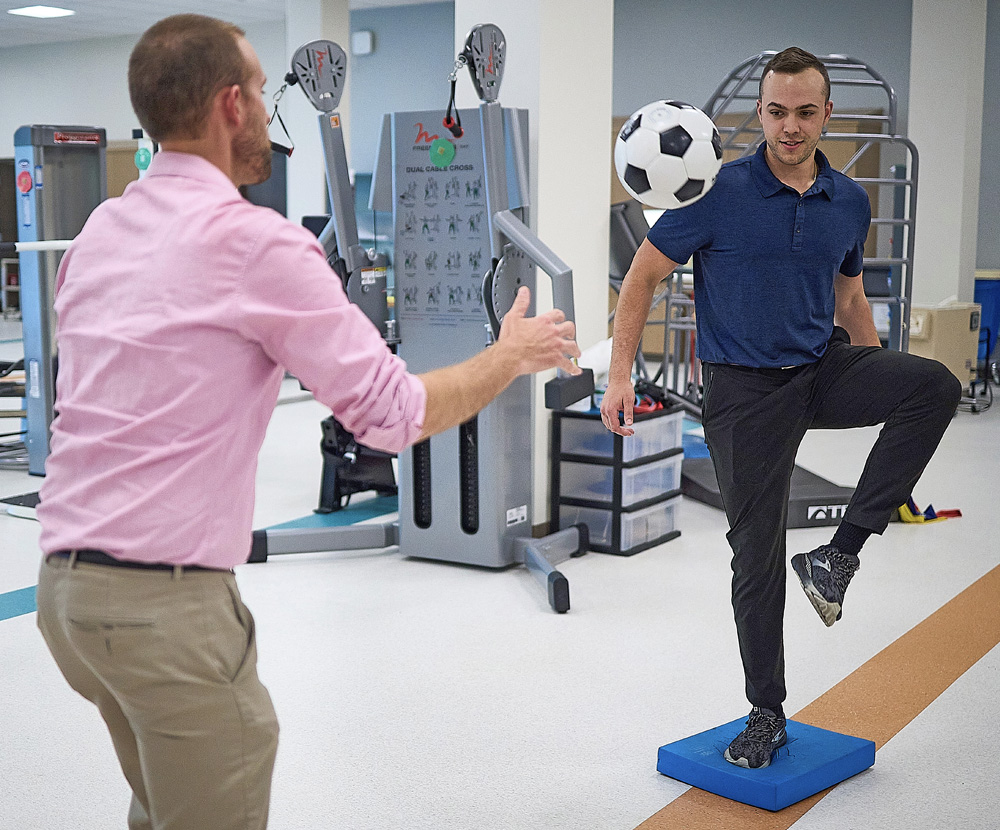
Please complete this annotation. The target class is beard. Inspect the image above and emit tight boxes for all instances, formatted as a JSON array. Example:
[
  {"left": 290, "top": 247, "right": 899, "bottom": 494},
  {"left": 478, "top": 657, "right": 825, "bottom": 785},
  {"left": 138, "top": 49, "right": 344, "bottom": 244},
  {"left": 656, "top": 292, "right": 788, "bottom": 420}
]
[{"left": 234, "top": 120, "right": 272, "bottom": 187}]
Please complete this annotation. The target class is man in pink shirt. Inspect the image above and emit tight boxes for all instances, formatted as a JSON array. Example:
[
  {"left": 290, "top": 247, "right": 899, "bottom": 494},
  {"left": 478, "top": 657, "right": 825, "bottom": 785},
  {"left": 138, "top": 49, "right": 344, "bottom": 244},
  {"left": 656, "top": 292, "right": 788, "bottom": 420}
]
[{"left": 35, "top": 15, "right": 581, "bottom": 830}]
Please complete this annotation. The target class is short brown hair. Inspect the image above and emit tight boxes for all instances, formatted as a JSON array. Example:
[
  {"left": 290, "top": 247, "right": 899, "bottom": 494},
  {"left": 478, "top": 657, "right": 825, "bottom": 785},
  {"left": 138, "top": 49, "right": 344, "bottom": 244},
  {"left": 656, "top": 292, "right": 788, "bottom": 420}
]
[
  {"left": 759, "top": 47, "right": 831, "bottom": 103},
  {"left": 129, "top": 14, "right": 249, "bottom": 141}
]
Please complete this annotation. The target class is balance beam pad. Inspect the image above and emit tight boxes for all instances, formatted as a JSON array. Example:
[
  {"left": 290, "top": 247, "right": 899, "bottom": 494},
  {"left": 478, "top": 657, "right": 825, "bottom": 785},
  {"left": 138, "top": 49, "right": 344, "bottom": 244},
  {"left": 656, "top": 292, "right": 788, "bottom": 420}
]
[{"left": 656, "top": 718, "right": 875, "bottom": 811}]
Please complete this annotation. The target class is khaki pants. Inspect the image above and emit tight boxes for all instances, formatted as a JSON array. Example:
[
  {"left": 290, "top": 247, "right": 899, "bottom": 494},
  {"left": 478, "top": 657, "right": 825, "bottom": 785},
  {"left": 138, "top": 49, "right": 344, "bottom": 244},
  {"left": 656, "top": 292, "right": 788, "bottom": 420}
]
[{"left": 37, "top": 555, "right": 279, "bottom": 830}]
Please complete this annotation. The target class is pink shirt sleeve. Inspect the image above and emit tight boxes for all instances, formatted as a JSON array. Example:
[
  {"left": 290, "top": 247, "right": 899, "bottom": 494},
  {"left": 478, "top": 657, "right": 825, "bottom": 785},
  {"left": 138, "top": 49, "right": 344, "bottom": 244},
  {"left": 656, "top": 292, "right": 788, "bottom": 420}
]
[{"left": 234, "top": 219, "right": 426, "bottom": 453}]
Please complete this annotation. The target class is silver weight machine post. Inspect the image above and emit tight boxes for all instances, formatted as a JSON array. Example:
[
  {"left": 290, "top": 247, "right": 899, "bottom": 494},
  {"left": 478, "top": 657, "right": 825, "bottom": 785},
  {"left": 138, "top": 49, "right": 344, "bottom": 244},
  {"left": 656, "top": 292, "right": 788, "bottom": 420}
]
[
  {"left": 466, "top": 26, "right": 593, "bottom": 406},
  {"left": 464, "top": 24, "right": 595, "bottom": 609},
  {"left": 288, "top": 41, "right": 392, "bottom": 337},
  {"left": 251, "top": 40, "right": 400, "bottom": 562}
]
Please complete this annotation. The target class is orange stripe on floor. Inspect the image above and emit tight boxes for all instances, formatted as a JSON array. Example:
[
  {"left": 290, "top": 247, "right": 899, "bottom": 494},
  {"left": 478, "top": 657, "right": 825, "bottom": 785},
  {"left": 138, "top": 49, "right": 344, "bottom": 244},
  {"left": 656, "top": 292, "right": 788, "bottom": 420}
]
[{"left": 635, "top": 562, "right": 1000, "bottom": 830}]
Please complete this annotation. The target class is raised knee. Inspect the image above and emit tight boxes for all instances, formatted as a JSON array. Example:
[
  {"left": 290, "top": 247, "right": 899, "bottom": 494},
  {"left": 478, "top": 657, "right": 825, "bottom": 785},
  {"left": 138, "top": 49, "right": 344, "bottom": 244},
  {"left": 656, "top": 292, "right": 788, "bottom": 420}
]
[
  {"left": 924, "top": 360, "right": 963, "bottom": 413},
  {"left": 938, "top": 364, "right": 963, "bottom": 409}
]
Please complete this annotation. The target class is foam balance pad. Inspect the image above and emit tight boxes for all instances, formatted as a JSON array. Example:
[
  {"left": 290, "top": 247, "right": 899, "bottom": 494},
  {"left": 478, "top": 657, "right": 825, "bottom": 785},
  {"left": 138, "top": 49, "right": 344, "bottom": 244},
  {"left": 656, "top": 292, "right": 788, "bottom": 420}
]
[{"left": 656, "top": 718, "right": 875, "bottom": 811}]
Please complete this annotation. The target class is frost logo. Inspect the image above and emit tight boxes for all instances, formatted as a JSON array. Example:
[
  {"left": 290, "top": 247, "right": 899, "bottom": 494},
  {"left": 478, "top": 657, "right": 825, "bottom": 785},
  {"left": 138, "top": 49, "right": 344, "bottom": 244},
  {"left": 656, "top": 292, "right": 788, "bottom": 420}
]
[
  {"left": 807, "top": 504, "right": 849, "bottom": 521},
  {"left": 413, "top": 123, "right": 439, "bottom": 146}
]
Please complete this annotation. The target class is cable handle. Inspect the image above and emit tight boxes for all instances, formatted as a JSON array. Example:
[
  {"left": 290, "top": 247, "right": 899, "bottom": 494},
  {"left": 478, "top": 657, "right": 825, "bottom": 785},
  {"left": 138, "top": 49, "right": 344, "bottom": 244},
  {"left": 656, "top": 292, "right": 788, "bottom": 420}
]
[
  {"left": 443, "top": 54, "right": 468, "bottom": 138},
  {"left": 268, "top": 76, "right": 297, "bottom": 157}
]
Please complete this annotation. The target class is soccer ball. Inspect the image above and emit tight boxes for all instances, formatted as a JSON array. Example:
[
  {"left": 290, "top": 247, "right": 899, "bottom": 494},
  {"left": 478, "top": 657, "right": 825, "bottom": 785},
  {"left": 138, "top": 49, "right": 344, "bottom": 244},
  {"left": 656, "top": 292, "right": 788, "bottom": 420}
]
[{"left": 614, "top": 100, "right": 723, "bottom": 209}]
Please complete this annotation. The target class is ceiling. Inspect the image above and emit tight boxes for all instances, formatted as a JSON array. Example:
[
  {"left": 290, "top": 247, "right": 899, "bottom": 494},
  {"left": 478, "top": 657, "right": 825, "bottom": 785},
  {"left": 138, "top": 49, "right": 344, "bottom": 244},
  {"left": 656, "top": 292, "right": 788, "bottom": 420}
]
[{"left": 0, "top": 1, "right": 433, "bottom": 49}]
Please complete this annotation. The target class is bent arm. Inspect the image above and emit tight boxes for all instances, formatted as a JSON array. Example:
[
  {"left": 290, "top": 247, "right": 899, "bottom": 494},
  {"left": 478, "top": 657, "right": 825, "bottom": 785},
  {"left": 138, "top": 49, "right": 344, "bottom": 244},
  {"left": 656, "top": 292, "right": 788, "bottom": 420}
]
[
  {"left": 834, "top": 272, "right": 881, "bottom": 347},
  {"left": 601, "top": 239, "right": 680, "bottom": 435},
  {"left": 239, "top": 224, "right": 578, "bottom": 450}
]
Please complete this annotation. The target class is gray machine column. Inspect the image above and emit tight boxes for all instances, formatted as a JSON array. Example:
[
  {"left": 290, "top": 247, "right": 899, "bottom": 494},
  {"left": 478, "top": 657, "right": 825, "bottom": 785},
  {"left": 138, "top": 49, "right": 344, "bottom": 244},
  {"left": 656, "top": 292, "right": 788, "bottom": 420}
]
[{"left": 378, "top": 103, "right": 534, "bottom": 572}]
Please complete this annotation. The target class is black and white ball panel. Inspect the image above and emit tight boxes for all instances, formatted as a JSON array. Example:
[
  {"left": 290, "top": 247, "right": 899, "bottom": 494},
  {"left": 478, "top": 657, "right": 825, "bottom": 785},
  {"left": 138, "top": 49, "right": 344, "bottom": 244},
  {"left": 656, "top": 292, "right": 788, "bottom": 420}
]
[{"left": 614, "top": 100, "right": 723, "bottom": 210}]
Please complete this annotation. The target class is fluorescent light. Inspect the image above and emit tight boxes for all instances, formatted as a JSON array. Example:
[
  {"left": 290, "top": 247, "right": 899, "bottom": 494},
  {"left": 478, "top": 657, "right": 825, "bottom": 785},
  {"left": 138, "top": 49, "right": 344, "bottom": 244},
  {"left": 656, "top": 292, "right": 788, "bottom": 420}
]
[{"left": 7, "top": 6, "right": 76, "bottom": 18}]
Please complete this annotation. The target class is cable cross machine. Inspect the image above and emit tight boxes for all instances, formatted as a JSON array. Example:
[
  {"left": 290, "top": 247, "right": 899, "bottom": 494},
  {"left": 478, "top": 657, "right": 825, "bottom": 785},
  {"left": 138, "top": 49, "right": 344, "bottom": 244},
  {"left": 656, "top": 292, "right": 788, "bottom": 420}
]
[{"left": 252, "top": 27, "right": 594, "bottom": 613}]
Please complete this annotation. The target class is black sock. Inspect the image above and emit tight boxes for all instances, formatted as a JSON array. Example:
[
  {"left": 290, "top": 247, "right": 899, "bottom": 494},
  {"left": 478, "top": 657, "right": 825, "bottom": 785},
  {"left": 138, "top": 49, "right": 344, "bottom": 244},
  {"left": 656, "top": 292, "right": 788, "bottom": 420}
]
[{"left": 830, "top": 521, "right": 871, "bottom": 558}]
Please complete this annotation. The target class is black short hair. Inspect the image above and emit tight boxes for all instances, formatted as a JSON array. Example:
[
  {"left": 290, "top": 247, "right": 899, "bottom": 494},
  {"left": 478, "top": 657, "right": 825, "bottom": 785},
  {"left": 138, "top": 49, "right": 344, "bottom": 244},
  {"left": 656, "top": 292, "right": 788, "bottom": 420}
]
[{"left": 759, "top": 47, "right": 831, "bottom": 102}]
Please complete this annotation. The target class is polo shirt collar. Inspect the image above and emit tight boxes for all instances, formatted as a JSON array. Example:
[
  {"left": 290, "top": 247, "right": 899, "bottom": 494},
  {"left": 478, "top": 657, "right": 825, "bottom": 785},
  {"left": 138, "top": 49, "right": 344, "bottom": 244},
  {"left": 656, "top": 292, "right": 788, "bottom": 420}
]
[{"left": 750, "top": 142, "right": 836, "bottom": 199}]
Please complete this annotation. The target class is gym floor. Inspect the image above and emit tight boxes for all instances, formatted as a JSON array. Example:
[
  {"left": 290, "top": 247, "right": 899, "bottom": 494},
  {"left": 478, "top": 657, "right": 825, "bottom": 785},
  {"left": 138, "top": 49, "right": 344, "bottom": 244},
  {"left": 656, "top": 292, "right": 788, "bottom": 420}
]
[{"left": 2, "top": 322, "right": 998, "bottom": 830}]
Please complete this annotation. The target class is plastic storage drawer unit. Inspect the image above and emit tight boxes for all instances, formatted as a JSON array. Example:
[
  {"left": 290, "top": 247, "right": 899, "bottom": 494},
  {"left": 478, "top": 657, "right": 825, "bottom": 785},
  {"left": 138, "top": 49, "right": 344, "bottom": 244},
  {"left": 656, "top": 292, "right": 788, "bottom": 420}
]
[{"left": 551, "top": 406, "right": 685, "bottom": 555}]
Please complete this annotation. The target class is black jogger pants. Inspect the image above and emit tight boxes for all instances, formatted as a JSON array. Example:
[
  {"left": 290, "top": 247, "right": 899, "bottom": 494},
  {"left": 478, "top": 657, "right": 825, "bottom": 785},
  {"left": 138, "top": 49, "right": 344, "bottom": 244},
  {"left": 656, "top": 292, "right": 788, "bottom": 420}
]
[{"left": 701, "top": 327, "right": 962, "bottom": 710}]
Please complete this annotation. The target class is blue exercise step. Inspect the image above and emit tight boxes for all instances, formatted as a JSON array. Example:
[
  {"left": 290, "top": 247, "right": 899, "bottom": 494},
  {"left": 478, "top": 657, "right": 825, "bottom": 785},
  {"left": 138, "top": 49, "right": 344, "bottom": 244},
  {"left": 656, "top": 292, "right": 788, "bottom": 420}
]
[{"left": 656, "top": 718, "right": 875, "bottom": 811}]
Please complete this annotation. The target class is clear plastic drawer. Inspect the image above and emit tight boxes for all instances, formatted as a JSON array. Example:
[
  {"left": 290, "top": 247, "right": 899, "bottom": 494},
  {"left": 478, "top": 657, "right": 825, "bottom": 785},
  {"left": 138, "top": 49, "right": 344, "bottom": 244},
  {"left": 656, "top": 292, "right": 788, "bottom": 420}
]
[
  {"left": 559, "top": 452, "right": 682, "bottom": 506},
  {"left": 558, "top": 409, "right": 683, "bottom": 463},
  {"left": 559, "top": 495, "right": 681, "bottom": 553}
]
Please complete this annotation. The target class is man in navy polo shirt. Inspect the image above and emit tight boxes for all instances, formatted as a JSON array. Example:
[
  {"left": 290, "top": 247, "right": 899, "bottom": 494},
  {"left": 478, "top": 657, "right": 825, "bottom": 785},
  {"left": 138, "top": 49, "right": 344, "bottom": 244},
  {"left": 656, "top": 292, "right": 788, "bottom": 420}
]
[{"left": 602, "top": 47, "right": 961, "bottom": 769}]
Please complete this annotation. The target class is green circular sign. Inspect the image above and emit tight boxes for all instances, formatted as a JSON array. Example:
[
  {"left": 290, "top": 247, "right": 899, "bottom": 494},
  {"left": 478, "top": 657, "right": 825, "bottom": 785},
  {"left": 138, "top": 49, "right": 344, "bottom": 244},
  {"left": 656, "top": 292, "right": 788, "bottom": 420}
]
[
  {"left": 429, "top": 138, "right": 456, "bottom": 168},
  {"left": 134, "top": 147, "right": 152, "bottom": 171}
]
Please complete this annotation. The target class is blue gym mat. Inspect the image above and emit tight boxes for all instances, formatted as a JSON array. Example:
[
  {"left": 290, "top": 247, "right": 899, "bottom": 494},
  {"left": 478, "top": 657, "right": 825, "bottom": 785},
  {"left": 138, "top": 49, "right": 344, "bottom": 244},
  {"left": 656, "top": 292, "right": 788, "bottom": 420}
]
[
  {"left": 0, "top": 586, "right": 37, "bottom": 622},
  {"left": 266, "top": 495, "right": 398, "bottom": 530},
  {"left": 656, "top": 718, "right": 876, "bottom": 811}
]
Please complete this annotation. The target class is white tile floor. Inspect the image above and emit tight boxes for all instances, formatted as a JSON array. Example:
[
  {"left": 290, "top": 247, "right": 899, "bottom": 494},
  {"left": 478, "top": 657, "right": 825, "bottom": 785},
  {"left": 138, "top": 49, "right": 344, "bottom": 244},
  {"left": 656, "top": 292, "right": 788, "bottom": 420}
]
[{"left": 1, "top": 340, "right": 998, "bottom": 829}]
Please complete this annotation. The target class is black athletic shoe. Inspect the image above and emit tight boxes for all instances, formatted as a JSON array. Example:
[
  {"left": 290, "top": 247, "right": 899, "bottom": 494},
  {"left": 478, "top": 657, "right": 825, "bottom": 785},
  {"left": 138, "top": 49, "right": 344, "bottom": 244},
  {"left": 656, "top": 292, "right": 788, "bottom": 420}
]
[
  {"left": 791, "top": 544, "right": 860, "bottom": 627},
  {"left": 723, "top": 707, "right": 787, "bottom": 769}
]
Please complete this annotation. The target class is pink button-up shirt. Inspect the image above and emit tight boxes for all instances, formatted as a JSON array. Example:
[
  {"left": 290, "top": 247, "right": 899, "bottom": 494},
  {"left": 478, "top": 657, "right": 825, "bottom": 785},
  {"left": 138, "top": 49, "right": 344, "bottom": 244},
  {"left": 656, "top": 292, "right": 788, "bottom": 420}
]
[{"left": 38, "top": 151, "right": 425, "bottom": 568}]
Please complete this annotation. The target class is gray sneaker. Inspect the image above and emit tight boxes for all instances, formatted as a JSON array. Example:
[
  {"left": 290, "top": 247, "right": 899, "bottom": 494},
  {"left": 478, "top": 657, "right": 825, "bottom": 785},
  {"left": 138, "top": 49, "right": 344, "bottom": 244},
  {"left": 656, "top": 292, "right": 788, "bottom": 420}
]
[
  {"left": 724, "top": 707, "right": 787, "bottom": 769},
  {"left": 791, "top": 545, "right": 860, "bottom": 627}
]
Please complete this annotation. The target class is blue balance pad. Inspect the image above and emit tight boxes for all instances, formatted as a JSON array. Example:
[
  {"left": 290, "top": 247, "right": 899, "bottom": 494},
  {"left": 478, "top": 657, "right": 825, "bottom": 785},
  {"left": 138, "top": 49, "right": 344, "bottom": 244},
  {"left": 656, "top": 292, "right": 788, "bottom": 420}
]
[{"left": 656, "top": 718, "right": 875, "bottom": 811}]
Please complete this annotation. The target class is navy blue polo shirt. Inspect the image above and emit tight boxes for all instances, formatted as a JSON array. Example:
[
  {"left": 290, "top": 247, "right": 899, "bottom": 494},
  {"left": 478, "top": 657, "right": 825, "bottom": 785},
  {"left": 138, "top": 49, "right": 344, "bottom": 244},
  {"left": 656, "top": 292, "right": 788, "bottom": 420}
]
[{"left": 646, "top": 143, "right": 871, "bottom": 367}]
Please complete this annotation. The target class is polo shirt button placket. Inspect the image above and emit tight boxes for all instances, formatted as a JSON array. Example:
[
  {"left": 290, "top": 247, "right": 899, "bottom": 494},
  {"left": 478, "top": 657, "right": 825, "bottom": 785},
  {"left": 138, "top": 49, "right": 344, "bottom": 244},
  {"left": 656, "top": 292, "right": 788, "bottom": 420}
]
[{"left": 792, "top": 197, "right": 806, "bottom": 252}]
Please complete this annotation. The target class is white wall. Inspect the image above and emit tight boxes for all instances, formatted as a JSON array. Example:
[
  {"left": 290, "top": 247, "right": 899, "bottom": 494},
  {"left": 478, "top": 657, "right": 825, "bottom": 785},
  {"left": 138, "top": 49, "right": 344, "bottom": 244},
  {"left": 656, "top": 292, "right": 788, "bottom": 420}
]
[
  {"left": 908, "top": 0, "right": 986, "bottom": 303},
  {"left": 978, "top": 0, "right": 1000, "bottom": 271},
  {"left": 348, "top": 2, "right": 455, "bottom": 173},
  {"left": 613, "top": 0, "right": 914, "bottom": 129},
  {"left": 0, "top": 22, "right": 287, "bottom": 158}
]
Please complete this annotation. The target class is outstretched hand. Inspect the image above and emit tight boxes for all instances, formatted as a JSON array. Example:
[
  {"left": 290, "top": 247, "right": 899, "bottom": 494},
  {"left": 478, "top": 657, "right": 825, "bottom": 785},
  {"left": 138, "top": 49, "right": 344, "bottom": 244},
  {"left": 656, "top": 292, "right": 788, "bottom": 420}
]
[{"left": 498, "top": 286, "right": 582, "bottom": 376}]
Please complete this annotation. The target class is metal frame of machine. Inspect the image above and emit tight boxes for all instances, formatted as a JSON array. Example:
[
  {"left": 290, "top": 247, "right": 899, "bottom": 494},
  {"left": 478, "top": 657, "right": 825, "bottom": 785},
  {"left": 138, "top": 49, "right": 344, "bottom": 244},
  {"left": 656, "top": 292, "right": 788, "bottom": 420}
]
[{"left": 252, "top": 26, "right": 594, "bottom": 613}]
